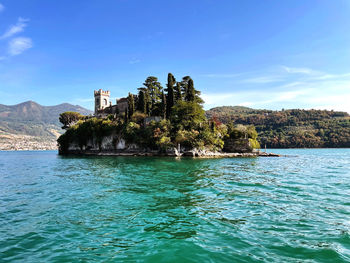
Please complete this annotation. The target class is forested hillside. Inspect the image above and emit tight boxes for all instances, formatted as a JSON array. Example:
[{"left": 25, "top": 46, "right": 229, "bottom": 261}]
[{"left": 206, "top": 106, "right": 350, "bottom": 148}]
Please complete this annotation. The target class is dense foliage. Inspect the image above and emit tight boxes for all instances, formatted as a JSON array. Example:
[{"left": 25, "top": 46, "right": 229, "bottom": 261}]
[
  {"left": 206, "top": 106, "right": 350, "bottom": 148},
  {"left": 58, "top": 74, "right": 258, "bottom": 153},
  {"left": 59, "top": 111, "right": 84, "bottom": 129}
]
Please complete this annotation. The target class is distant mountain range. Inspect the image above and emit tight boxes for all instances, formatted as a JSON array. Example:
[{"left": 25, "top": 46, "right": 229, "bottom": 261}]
[
  {"left": 1, "top": 101, "right": 349, "bottom": 150},
  {"left": 0, "top": 101, "right": 92, "bottom": 150}
]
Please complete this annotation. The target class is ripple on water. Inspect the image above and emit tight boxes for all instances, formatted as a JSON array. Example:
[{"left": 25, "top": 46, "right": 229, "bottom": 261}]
[{"left": 1, "top": 149, "right": 350, "bottom": 262}]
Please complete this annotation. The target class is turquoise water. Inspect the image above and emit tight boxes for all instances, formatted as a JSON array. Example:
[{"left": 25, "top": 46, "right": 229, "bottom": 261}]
[{"left": 1, "top": 149, "right": 350, "bottom": 262}]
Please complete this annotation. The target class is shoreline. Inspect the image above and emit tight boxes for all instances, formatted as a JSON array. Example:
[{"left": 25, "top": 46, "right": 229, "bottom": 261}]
[{"left": 58, "top": 150, "right": 282, "bottom": 158}]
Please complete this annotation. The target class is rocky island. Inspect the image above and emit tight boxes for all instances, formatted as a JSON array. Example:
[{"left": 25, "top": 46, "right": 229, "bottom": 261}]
[{"left": 57, "top": 73, "right": 279, "bottom": 157}]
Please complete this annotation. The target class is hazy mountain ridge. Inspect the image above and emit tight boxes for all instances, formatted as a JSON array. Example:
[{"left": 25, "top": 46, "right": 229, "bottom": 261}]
[
  {"left": 0, "top": 101, "right": 92, "bottom": 125},
  {"left": 0, "top": 101, "right": 92, "bottom": 150}
]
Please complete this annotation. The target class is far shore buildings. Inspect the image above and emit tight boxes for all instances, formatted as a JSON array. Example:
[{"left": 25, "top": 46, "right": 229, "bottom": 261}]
[{"left": 94, "top": 89, "right": 129, "bottom": 117}]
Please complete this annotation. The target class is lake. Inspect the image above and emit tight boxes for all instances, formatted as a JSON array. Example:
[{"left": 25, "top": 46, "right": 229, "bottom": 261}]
[{"left": 1, "top": 149, "right": 350, "bottom": 262}]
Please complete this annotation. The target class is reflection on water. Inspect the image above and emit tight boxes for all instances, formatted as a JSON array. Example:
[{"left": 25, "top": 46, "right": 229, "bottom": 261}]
[{"left": 1, "top": 149, "right": 350, "bottom": 262}]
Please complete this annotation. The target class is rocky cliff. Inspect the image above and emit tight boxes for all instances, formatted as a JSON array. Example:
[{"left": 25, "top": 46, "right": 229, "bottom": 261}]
[{"left": 59, "top": 133, "right": 259, "bottom": 157}]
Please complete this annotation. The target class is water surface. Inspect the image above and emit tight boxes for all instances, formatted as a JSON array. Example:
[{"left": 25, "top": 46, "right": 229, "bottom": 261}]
[{"left": 1, "top": 149, "right": 350, "bottom": 262}]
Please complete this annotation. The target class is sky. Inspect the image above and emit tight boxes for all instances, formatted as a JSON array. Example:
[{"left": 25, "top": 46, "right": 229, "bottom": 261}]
[{"left": 0, "top": 0, "right": 350, "bottom": 112}]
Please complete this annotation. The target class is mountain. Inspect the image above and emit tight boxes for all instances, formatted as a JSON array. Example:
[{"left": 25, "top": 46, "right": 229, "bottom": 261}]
[
  {"left": 0, "top": 101, "right": 92, "bottom": 150},
  {"left": 206, "top": 106, "right": 350, "bottom": 148},
  {"left": 0, "top": 101, "right": 92, "bottom": 124},
  {"left": 2, "top": 101, "right": 349, "bottom": 150}
]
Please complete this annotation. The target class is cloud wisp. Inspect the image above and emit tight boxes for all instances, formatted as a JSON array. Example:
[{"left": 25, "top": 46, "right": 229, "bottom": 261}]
[
  {"left": 200, "top": 73, "right": 242, "bottom": 78},
  {"left": 281, "top": 66, "right": 320, "bottom": 75},
  {"left": 0, "top": 3, "right": 4, "bottom": 12},
  {"left": 0, "top": 16, "right": 33, "bottom": 59},
  {"left": 0, "top": 17, "right": 29, "bottom": 39},
  {"left": 202, "top": 66, "right": 350, "bottom": 113},
  {"left": 202, "top": 66, "right": 344, "bottom": 84},
  {"left": 129, "top": 58, "right": 141, "bottom": 64},
  {"left": 8, "top": 37, "right": 33, "bottom": 56}
]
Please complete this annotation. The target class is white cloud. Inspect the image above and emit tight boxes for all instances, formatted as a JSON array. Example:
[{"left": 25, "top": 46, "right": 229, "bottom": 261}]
[
  {"left": 202, "top": 71, "right": 350, "bottom": 113},
  {"left": 8, "top": 37, "right": 33, "bottom": 55},
  {"left": 0, "top": 17, "right": 29, "bottom": 39},
  {"left": 129, "top": 58, "right": 141, "bottom": 64},
  {"left": 242, "top": 76, "right": 284, "bottom": 84},
  {"left": 282, "top": 66, "right": 320, "bottom": 75},
  {"left": 202, "top": 93, "right": 235, "bottom": 106},
  {"left": 201, "top": 73, "right": 242, "bottom": 78},
  {"left": 0, "top": 3, "right": 4, "bottom": 12}
]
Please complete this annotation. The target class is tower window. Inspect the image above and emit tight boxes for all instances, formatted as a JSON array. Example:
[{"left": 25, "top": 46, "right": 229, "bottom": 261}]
[{"left": 104, "top": 99, "right": 108, "bottom": 105}]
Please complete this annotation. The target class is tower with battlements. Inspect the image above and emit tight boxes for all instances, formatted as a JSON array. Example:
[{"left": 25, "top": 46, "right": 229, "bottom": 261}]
[{"left": 94, "top": 89, "right": 110, "bottom": 115}]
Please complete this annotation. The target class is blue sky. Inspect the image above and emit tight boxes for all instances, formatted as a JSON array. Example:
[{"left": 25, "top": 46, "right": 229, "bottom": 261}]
[{"left": 0, "top": 0, "right": 350, "bottom": 112}]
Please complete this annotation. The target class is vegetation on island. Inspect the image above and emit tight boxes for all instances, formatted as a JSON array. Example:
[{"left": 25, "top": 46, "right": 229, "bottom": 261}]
[
  {"left": 57, "top": 74, "right": 260, "bottom": 153},
  {"left": 59, "top": 111, "right": 84, "bottom": 129},
  {"left": 206, "top": 106, "right": 350, "bottom": 148}
]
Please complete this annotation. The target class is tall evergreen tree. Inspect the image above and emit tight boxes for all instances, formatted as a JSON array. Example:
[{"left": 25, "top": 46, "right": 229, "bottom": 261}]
[
  {"left": 137, "top": 89, "right": 146, "bottom": 113},
  {"left": 180, "top": 76, "right": 191, "bottom": 95},
  {"left": 124, "top": 108, "right": 128, "bottom": 123},
  {"left": 127, "top": 93, "right": 135, "bottom": 119},
  {"left": 185, "top": 78, "right": 195, "bottom": 102},
  {"left": 143, "top": 76, "right": 162, "bottom": 111},
  {"left": 137, "top": 87, "right": 151, "bottom": 115},
  {"left": 161, "top": 91, "right": 167, "bottom": 119},
  {"left": 166, "top": 73, "right": 175, "bottom": 118},
  {"left": 182, "top": 77, "right": 204, "bottom": 104},
  {"left": 175, "top": 82, "right": 182, "bottom": 102}
]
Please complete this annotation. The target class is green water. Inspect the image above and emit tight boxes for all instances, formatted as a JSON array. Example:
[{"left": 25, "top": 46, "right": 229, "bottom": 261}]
[{"left": 1, "top": 149, "right": 350, "bottom": 262}]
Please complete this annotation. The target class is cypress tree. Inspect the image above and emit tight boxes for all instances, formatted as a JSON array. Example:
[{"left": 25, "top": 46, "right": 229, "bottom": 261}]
[
  {"left": 185, "top": 78, "right": 195, "bottom": 102},
  {"left": 166, "top": 73, "right": 175, "bottom": 118},
  {"left": 181, "top": 76, "right": 191, "bottom": 96},
  {"left": 175, "top": 82, "right": 182, "bottom": 102},
  {"left": 211, "top": 121, "right": 216, "bottom": 132},
  {"left": 161, "top": 91, "right": 167, "bottom": 119},
  {"left": 124, "top": 108, "right": 128, "bottom": 123},
  {"left": 145, "top": 91, "right": 151, "bottom": 116},
  {"left": 137, "top": 90, "right": 146, "bottom": 113},
  {"left": 127, "top": 93, "right": 135, "bottom": 119}
]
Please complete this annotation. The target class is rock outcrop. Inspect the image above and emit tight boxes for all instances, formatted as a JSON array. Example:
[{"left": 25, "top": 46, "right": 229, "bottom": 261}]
[{"left": 59, "top": 136, "right": 280, "bottom": 158}]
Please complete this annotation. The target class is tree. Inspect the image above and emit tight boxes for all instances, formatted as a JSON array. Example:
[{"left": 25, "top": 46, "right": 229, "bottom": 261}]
[
  {"left": 127, "top": 93, "right": 135, "bottom": 119},
  {"left": 185, "top": 78, "right": 195, "bottom": 102},
  {"left": 136, "top": 89, "right": 147, "bottom": 114},
  {"left": 166, "top": 73, "right": 175, "bottom": 118},
  {"left": 137, "top": 87, "right": 151, "bottom": 115},
  {"left": 180, "top": 76, "right": 191, "bottom": 97},
  {"left": 124, "top": 108, "right": 129, "bottom": 123},
  {"left": 59, "top": 111, "right": 83, "bottom": 129},
  {"left": 175, "top": 82, "right": 182, "bottom": 102},
  {"left": 161, "top": 91, "right": 166, "bottom": 119},
  {"left": 170, "top": 101, "right": 206, "bottom": 131},
  {"left": 184, "top": 77, "right": 204, "bottom": 104},
  {"left": 143, "top": 76, "right": 163, "bottom": 112},
  {"left": 149, "top": 119, "right": 172, "bottom": 151}
]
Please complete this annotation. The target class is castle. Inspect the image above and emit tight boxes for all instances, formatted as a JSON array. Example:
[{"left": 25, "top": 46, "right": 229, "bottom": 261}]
[{"left": 94, "top": 89, "right": 129, "bottom": 117}]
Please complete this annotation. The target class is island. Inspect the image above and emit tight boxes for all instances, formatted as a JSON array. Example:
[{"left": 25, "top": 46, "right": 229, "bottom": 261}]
[{"left": 57, "top": 73, "right": 279, "bottom": 157}]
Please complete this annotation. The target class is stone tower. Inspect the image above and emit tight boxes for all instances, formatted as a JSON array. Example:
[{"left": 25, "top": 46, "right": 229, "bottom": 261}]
[{"left": 94, "top": 89, "right": 110, "bottom": 115}]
